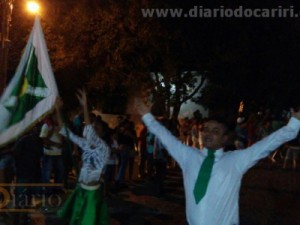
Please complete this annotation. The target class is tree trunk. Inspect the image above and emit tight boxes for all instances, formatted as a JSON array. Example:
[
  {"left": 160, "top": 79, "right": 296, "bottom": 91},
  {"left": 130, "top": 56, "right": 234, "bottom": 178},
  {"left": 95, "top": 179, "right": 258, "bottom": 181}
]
[{"left": 171, "top": 104, "right": 181, "bottom": 119}]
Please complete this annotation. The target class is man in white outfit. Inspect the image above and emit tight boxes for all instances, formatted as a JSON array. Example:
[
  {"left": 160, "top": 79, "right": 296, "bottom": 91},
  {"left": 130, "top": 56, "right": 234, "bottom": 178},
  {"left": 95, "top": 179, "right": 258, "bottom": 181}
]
[{"left": 135, "top": 98, "right": 300, "bottom": 225}]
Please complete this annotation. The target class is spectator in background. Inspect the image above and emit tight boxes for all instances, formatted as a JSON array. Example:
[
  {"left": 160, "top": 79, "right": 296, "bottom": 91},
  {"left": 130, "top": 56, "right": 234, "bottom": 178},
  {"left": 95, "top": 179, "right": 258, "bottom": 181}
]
[
  {"left": 234, "top": 117, "right": 247, "bottom": 149},
  {"left": 245, "top": 113, "right": 258, "bottom": 146},
  {"left": 115, "top": 120, "right": 134, "bottom": 187},
  {"left": 138, "top": 123, "right": 148, "bottom": 179},
  {"left": 146, "top": 131, "right": 155, "bottom": 178},
  {"left": 153, "top": 117, "right": 169, "bottom": 197},
  {"left": 181, "top": 117, "right": 191, "bottom": 145},
  {"left": 169, "top": 115, "right": 180, "bottom": 138},
  {"left": 104, "top": 130, "right": 118, "bottom": 196},
  {"left": 126, "top": 120, "right": 137, "bottom": 181},
  {"left": 40, "top": 113, "right": 65, "bottom": 194}
]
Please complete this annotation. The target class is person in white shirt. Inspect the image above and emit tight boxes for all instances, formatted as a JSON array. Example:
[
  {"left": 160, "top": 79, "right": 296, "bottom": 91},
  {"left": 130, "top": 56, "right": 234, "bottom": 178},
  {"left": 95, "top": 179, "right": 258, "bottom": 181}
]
[
  {"left": 56, "top": 89, "right": 110, "bottom": 225},
  {"left": 39, "top": 113, "right": 64, "bottom": 192},
  {"left": 134, "top": 98, "right": 300, "bottom": 225}
]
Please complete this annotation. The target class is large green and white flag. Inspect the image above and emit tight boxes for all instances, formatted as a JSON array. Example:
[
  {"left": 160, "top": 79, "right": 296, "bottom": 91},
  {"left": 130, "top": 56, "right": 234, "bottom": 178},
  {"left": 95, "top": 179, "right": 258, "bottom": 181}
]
[{"left": 0, "top": 16, "right": 59, "bottom": 146}]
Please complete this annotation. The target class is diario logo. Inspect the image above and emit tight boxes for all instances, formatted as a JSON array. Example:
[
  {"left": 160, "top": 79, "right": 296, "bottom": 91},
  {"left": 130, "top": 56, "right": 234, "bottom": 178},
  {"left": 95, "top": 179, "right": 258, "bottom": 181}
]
[{"left": 0, "top": 183, "right": 63, "bottom": 212}]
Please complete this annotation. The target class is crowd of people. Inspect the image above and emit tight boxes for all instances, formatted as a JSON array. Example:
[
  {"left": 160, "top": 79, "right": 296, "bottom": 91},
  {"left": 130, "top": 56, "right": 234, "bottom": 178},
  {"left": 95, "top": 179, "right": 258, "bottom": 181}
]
[
  {"left": 1, "top": 91, "right": 299, "bottom": 225},
  {"left": 179, "top": 110, "right": 300, "bottom": 167}
]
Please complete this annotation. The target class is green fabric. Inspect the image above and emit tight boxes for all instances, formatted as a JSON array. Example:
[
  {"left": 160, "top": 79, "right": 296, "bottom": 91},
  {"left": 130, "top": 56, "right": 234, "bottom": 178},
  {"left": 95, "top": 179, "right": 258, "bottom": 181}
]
[
  {"left": 193, "top": 149, "right": 215, "bottom": 204},
  {"left": 57, "top": 185, "right": 109, "bottom": 225},
  {"left": 6, "top": 46, "right": 47, "bottom": 126}
]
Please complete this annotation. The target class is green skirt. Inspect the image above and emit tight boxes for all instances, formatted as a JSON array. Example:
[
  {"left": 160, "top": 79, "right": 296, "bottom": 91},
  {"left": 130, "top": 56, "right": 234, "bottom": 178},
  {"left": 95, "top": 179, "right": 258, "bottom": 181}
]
[{"left": 57, "top": 184, "right": 109, "bottom": 225}]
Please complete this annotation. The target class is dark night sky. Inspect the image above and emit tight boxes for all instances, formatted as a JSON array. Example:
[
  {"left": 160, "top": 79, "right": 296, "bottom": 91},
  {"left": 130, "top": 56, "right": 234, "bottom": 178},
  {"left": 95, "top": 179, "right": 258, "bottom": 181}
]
[{"left": 156, "top": 1, "right": 300, "bottom": 110}]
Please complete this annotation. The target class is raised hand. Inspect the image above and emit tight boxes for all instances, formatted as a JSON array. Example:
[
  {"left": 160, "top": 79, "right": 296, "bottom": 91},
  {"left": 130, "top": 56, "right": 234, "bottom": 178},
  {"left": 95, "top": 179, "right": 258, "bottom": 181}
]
[
  {"left": 134, "top": 96, "right": 153, "bottom": 116},
  {"left": 291, "top": 108, "right": 300, "bottom": 121},
  {"left": 76, "top": 88, "right": 91, "bottom": 124},
  {"left": 76, "top": 89, "right": 87, "bottom": 107}
]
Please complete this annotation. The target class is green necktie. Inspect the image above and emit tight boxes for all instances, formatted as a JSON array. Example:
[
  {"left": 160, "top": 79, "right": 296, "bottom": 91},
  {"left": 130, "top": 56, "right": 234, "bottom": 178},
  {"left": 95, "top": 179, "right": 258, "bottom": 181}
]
[{"left": 193, "top": 149, "right": 215, "bottom": 204}]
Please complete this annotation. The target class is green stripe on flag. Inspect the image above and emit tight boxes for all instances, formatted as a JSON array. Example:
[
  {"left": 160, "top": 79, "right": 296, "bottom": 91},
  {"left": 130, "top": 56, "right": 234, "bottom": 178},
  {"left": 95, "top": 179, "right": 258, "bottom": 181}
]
[
  {"left": 25, "top": 46, "right": 47, "bottom": 88},
  {"left": 8, "top": 94, "right": 45, "bottom": 126},
  {"left": 6, "top": 45, "right": 48, "bottom": 126}
]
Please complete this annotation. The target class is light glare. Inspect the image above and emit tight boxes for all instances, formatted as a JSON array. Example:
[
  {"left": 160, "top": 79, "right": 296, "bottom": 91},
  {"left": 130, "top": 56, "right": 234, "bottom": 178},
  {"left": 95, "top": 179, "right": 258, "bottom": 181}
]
[{"left": 27, "top": 1, "right": 40, "bottom": 14}]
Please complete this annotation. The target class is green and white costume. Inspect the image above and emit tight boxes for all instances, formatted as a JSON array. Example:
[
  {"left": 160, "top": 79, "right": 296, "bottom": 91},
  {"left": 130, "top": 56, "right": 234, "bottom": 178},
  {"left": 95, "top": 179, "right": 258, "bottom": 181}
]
[{"left": 57, "top": 124, "right": 110, "bottom": 225}]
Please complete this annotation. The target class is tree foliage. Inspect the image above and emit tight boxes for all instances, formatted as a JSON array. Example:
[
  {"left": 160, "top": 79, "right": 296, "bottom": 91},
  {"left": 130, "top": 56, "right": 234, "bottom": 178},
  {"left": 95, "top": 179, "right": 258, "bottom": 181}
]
[
  {"left": 9, "top": 0, "right": 300, "bottom": 117},
  {"left": 150, "top": 70, "right": 206, "bottom": 118},
  {"left": 43, "top": 0, "right": 208, "bottom": 116}
]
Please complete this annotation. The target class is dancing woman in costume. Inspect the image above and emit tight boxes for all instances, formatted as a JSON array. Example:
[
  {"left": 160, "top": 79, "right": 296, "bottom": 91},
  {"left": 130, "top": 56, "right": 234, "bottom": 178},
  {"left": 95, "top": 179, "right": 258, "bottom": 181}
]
[{"left": 56, "top": 89, "right": 110, "bottom": 225}]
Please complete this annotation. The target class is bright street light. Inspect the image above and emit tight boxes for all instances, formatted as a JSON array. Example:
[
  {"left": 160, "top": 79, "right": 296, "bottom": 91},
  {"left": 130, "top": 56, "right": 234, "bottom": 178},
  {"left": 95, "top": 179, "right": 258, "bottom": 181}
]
[{"left": 26, "top": 1, "right": 40, "bottom": 14}]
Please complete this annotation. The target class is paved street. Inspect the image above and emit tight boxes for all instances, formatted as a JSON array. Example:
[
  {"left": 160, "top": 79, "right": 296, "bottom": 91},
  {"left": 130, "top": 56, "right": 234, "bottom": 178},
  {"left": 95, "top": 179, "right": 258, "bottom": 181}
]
[
  {"left": 108, "top": 158, "right": 300, "bottom": 225},
  {"left": 0, "top": 157, "right": 300, "bottom": 225}
]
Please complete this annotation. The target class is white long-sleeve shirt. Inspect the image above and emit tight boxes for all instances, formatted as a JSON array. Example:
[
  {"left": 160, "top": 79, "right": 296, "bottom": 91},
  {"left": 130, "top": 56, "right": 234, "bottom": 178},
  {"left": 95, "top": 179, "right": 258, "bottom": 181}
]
[
  {"left": 142, "top": 113, "right": 300, "bottom": 225},
  {"left": 60, "top": 125, "right": 110, "bottom": 184}
]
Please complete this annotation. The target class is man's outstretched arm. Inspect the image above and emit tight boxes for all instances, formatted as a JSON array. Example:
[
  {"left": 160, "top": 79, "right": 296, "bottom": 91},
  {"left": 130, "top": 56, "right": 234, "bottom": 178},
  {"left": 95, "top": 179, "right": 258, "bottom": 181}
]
[
  {"left": 235, "top": 108, "right": 300, "bottom": 173},
  {"left": 134, "top": 98, "right": 196, "bottom": 168}
]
